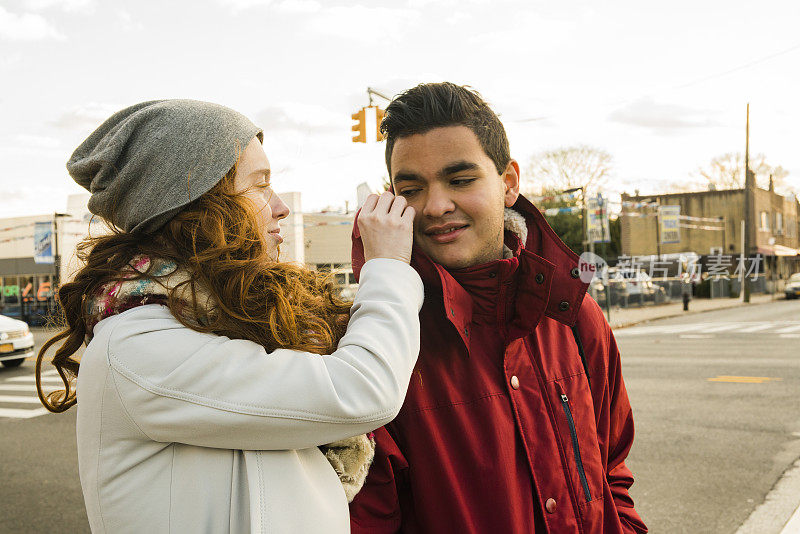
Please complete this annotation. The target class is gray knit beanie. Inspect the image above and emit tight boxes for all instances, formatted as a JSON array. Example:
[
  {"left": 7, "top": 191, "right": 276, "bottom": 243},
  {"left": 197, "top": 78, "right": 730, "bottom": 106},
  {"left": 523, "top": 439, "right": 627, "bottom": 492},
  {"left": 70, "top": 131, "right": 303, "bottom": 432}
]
[{"left": 67, "top": 99, "right": 263, "bottom": 234}]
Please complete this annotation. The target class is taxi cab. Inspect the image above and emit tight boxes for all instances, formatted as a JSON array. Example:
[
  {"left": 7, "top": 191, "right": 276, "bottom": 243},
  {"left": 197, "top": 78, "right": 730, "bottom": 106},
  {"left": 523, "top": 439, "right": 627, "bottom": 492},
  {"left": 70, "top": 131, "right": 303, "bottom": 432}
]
[{"left": 0, "top": 314, "right": 35, "bottom": 368}]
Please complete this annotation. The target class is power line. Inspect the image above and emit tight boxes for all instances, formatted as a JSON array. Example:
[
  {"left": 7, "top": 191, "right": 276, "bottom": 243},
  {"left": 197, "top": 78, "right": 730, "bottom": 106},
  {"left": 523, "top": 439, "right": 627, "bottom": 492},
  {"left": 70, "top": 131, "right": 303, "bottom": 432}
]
[
  {"left": 672, "top": 42, "right": 800, "bottom": 91},
  {"left": 513, "top": 42, "right": 800, "bottom": 124}
]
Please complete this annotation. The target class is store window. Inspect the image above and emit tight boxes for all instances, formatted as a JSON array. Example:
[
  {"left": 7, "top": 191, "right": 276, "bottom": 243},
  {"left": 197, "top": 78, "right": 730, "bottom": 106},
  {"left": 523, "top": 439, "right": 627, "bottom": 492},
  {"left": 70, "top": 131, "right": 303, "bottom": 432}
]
[
  {"left": 1, "top": 276, "right": 20, "bottom": 305},
  {"left": 759, "top": 211, "right": 770, "bottom": 231}
]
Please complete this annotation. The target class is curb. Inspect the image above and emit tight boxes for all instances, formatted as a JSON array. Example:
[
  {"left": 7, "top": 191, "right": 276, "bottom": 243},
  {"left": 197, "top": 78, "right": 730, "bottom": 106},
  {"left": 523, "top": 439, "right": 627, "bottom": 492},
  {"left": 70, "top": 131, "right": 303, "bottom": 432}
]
[
  {"left": 610, "top": 296, "right": 782, "bottom": 330},
  {"left": 736, "top": 458, "right": 800, "bottom": 534}
]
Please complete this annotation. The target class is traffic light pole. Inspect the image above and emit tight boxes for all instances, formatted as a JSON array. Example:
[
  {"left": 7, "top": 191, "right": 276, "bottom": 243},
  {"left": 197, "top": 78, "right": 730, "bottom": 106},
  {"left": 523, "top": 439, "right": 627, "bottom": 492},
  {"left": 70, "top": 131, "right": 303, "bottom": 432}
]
[
  {"left": 367, "top": 87, "right": 392, "bottom": 106},
  {"left": 743, "top": 103, "right": 752, "bottom": 303}
]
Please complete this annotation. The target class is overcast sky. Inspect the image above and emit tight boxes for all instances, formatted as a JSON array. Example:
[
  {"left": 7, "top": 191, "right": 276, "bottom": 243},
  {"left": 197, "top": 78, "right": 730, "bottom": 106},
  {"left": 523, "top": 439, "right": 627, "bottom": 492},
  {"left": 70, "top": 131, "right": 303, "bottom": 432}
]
[{"left": 1, "top": 0, "right": 799, "bottom": 217}]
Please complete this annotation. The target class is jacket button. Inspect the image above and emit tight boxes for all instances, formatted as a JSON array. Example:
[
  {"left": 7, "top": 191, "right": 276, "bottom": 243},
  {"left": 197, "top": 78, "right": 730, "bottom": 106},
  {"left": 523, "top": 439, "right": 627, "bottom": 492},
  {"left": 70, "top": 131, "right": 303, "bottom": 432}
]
[
  {"left": 510, "top": 375, "right": 520, "bottom": 389},
  {"left": 535, "top": 272, "right": 545, "bottom": 284},
  {"left": 570, "top": 267, "right": 580, "bottom": 279},
  {"left": 545, "top": 498, "right": 557, "bottom": 513},
  {"left": 559, "top": 301, "right": 570, "bottom": 311}
]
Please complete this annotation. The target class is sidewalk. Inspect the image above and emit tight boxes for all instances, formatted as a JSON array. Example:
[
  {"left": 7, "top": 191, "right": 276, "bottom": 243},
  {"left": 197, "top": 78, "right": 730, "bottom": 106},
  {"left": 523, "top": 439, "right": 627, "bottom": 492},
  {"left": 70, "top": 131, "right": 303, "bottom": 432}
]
[{"left": 605, "top": 293, "right": 778, "bottom": 329}]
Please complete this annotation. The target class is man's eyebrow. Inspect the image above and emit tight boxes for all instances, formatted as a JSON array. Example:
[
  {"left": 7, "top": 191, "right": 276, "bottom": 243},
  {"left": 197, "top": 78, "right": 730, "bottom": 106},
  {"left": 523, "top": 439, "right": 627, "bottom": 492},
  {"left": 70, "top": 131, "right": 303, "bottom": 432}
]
[
  {"left": 437, "top": 161, "right": 479, "bottom": 178},
  {"left": 392, "top": 172, "right": 422, "bottom": 185}
]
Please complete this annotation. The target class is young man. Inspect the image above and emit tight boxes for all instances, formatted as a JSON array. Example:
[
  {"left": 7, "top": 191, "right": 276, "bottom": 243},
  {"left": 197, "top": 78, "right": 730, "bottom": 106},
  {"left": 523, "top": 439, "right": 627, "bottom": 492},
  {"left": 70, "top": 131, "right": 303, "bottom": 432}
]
[{"left": 349, "top": 82, "right": 647, "bottom": 533}]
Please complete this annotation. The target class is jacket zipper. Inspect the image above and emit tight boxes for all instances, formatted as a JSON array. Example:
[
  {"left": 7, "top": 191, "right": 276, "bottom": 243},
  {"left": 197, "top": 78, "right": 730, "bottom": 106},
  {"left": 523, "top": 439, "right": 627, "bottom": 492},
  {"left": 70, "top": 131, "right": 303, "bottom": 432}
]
[{"left": 559, "top": 392, "right": 592, "bottom": 502}]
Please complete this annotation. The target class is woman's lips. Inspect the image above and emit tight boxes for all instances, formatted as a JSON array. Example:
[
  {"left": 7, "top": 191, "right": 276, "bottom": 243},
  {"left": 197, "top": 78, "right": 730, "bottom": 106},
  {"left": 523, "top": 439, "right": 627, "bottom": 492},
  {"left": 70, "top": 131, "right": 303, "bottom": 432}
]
[{"left": 269, "top": 230, "right": 283, "bottom": 244}]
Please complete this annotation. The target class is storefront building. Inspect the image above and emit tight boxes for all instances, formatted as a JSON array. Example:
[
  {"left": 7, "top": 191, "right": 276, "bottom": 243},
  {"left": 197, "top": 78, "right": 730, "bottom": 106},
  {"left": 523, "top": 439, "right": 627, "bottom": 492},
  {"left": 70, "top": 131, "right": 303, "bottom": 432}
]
[{"left": 1, "top": 192, "right": 360, "bottom": 324}]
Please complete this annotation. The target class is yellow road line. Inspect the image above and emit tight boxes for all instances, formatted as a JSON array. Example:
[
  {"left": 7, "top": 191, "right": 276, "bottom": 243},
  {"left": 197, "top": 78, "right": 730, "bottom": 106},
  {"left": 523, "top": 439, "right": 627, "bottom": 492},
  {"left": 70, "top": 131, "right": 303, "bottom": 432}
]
[{"left": 707, "top": 376, "right": 782, "bottom": 383}]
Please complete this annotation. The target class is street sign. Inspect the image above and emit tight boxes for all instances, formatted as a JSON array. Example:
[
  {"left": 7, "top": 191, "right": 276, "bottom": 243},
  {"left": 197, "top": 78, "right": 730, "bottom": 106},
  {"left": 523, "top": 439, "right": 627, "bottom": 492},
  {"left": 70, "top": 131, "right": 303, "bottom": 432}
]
[
  {"left": 587, "top": 194, "right": 610, "bottom": 243},
  {"left": 33, "top": 222, "right": 54, "bottom": 264},
  {"left": 659, "top": 205, "right": 681, "bottom": 244}
]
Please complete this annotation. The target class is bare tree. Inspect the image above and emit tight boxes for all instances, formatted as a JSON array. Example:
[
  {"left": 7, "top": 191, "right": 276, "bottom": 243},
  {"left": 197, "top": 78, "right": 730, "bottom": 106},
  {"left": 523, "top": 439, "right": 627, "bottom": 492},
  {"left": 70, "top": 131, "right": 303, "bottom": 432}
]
[
  {"left": 523, "top": 145, "right": 613, "bottom": 196},
  {"left": 692, "top": 152, "right": 789, "bottom": 191}
]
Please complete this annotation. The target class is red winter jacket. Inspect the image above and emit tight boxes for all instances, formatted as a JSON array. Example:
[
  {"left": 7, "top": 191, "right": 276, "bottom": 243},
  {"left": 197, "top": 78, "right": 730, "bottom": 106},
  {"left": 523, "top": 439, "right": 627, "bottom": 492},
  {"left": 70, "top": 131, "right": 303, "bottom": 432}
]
[{"left": 349, "top": 195, "right": 647, "bottom": 534}]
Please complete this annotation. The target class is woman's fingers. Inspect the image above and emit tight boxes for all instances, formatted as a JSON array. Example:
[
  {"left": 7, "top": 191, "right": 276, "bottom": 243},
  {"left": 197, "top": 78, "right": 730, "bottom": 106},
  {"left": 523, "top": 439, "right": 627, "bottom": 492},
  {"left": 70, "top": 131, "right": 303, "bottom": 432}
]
[
  {"left": 374, "top": 191, "right": 395, "bottom": 215},
  {"left": 388, "top": 194, "right": 407, "bottom": 217},
  {"left": 361, "top": 193, "right": 379, "bottom": 214},
  {"left": 400, "top": 205, "right": 415, "bottom": 222},
  {"left": 358, "top": 191, "right": 415, "bottom": 264}
]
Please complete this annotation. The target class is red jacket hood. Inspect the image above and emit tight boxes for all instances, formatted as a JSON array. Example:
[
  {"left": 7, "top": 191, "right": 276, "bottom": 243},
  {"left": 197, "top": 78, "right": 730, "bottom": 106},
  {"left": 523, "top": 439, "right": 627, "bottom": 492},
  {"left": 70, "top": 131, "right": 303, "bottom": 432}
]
[{"left": 351, "top": 194, "right": 589, "bottom": 328}]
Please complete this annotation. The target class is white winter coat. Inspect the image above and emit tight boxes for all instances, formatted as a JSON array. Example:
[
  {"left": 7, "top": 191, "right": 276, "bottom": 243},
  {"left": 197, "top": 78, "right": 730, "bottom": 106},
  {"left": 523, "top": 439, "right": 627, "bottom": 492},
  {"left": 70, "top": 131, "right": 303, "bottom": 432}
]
[{"left": 75, "top": 259, "right": 423, "bottom": 533}]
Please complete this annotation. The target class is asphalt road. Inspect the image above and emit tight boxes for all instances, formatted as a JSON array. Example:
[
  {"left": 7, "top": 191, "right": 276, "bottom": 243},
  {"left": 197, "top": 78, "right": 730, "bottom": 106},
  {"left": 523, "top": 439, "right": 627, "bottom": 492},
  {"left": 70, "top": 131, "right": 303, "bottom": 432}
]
[
  {"left": 619, "top": 298, "right": 800, "bottom": 533},
  {"left": 0, "top": 327, "right": 88, "bottom": 533},
  {"left": 1, "top": 301, "right": 798, "bottom": 532}
]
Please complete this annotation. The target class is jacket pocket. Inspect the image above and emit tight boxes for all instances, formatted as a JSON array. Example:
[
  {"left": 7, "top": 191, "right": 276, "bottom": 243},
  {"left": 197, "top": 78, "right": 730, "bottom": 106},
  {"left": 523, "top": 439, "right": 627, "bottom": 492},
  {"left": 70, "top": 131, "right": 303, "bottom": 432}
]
[{"left": 557, "top": 387, "right": 591, "bottom": 502}]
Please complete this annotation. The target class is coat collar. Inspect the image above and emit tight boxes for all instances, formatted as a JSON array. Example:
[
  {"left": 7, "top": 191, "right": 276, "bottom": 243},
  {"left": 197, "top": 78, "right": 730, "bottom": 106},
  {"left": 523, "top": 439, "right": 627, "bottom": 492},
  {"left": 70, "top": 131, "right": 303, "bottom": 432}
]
[{"left": 351, "top": 194, "right": 589, "bottom": 340}]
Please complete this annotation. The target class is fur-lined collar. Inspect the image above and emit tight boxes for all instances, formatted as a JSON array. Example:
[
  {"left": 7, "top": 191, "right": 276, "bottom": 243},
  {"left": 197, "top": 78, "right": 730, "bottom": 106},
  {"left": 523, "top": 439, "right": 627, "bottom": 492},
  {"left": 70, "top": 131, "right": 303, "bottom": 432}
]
[{"left": 503, "top": 207, "right": 528, "bottom": 258}]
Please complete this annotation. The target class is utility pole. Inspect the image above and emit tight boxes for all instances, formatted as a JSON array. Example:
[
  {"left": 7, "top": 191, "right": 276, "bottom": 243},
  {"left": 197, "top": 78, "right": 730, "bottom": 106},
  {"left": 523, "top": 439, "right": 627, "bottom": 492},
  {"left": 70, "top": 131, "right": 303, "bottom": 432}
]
[
  {"left": 721, "top": 216, "right": 727, "bottom": 256},
  {"left": 655, "top": 205, "right": 662, "bottom": 260},
  {"left": 743, "top": 103, "right": 753, "bottom": 303},
  {"left": 52, "top": 212, "right": 69, "bottom": 311}
]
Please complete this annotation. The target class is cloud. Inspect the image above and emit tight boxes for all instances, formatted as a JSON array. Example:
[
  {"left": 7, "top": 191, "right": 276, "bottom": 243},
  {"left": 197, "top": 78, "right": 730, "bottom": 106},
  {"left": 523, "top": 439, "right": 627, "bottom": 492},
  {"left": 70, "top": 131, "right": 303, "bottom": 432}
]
[
  {"left": 13, "top": 134, "right": 62, "bottom": 148},
  {"left": 254, "top": 103, "right": 342, "bottom": 135},
  {"left": 305, "top": 5, "right": 419, "bottom": 43},
  {"left": 115, "top": 9, "right": 144, "bottom": 31},
  {"left": 276, "top": 0, "right": 321, "bottom": 13},
  {"left": 0, "top": 6, "right": 64, "bottom": 41},
  {"left": 50, "top": 103, "right": 119, "bottom": 131},
  {"left": 0, "top": 52, "right": 21, "bottom": 67},
  {"left": 215, "top": 0, "right": 273, "bottom": 10},
  {"left": 609, "top": 98, "right": 721, "bottom": 132},
  {"left": 23, "top": 0, "right": 92, "bottom": 11}
]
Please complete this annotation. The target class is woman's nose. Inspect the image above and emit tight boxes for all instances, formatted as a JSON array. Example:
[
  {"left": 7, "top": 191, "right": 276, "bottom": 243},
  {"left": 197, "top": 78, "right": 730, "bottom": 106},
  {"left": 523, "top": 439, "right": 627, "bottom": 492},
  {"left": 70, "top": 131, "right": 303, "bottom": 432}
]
[{"left": 271, "top": 193, "right": 290, "bottom": 220}]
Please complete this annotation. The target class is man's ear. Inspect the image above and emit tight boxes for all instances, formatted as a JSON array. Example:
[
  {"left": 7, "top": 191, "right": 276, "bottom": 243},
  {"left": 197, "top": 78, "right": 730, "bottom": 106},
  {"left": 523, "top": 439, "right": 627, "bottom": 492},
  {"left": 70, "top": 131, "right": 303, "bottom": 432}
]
[{"left": 502, "top": 160, "right": 521, "bottom": 207}]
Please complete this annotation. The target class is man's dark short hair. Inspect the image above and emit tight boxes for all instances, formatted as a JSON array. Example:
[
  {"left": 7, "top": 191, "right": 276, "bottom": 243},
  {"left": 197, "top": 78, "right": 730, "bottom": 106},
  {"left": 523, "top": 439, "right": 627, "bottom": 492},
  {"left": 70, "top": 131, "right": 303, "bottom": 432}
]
[{"left": 381, "top": 82, "right": 511, "bottom": 176}]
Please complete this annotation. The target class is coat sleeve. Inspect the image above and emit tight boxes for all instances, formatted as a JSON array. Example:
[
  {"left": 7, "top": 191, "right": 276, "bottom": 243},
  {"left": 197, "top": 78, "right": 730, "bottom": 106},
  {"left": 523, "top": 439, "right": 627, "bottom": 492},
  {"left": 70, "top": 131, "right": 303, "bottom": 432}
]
[
  {"left": 102, "top": 258, "right": 424, "bottom": 451},
  {"left": 601, "top": 322, "right": 648, "bottom": 533},
  {"left": 349, "top": 426, "right": 409, "bottom": 534}
]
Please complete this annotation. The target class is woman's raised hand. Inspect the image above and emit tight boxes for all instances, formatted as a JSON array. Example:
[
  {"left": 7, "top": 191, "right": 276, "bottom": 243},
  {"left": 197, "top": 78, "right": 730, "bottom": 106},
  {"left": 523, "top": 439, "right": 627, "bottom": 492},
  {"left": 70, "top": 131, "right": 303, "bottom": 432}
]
[{"left": 357, "top": 192, "right": 415, "bottom": 265}]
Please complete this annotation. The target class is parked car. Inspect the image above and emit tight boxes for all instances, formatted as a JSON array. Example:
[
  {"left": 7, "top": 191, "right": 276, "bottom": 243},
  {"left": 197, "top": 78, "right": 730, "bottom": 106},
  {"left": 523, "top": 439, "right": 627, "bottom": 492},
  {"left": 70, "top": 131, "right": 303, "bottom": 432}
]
[
  {"left": 785, "top": 272, "right": 800, "bottom": 299},
  {"left": 0, "top": 314, "right": 34, "bottom": 368},
  {"left": 607, "top": 267, "right": 667, "bottom": 303}
]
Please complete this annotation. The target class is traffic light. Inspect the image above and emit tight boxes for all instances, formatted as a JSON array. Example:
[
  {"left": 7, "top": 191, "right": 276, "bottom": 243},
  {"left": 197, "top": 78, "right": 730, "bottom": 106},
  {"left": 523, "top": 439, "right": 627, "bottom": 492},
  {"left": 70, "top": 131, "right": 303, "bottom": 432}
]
[
  {"left": 352, "top": 108, "right": 366, "bottom": 143},
  {"left": 375, "top": 107, "right": 386, "bottom": 142}
]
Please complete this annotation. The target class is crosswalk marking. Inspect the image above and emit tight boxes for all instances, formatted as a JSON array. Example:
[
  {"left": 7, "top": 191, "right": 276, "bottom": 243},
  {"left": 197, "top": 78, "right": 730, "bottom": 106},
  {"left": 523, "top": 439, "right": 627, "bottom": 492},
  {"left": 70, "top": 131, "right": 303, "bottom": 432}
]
[
  {"left": 0, "top": 370, "right": 60, "bottom": 419},
  {"left": 0, "top": 407, "right": 49, "bottom": 419},
  {"left": 616, "top": 321, "right": 800, "bottom": 337},
  {"left": 7, "top": 376, "right": 62, "bottom": 383},
  {"left": 657, "top": 324, "right": 708, "bottom": 334},
  {"left": 0, "top": 395, "right": 43, "bottom": 404},
  {"left": 736, "top": 324, "right": 774, "bottom": 333},
  {"left": 703, "top": 324, "right": 745, "bottom": 333},
  {"left": 0, "top": 384, "right": 37, "bottom": 392}
]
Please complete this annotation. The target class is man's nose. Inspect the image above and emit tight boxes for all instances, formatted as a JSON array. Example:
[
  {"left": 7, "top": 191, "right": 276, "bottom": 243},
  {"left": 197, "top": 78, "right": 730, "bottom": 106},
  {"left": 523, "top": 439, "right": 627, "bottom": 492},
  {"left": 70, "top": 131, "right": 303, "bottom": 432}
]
[
  {"left": 271, "top": 193, "right": 290, "bottom": 220},
  {"left": 422, "top": 187, "right": 455, "bottom": 218}
]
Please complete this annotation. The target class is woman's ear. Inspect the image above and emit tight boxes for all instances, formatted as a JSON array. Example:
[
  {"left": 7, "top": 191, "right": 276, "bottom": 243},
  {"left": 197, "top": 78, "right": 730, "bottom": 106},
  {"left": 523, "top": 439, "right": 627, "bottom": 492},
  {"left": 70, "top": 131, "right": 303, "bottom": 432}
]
[{"left": 503, "top": 160, "right": 521, "bottom": 207}]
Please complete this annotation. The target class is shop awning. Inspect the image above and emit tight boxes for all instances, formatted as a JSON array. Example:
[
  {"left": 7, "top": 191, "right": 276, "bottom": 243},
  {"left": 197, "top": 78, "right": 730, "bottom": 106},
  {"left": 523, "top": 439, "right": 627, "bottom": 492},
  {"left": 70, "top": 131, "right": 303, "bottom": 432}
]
[{"left": 757, "top": 244, "right": 800, "bottom": 257}]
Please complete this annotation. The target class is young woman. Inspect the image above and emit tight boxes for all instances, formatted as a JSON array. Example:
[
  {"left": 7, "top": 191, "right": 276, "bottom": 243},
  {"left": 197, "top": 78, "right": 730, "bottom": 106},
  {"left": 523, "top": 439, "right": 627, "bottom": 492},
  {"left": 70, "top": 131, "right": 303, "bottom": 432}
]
[{"left": 36, "top": 99, "right": 421, "bottom": 533}]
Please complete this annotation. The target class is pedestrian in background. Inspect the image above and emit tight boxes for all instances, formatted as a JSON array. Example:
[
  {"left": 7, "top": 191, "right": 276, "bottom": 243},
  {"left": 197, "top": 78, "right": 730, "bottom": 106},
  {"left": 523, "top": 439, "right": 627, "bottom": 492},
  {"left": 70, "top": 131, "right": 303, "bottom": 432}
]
[
  {"left": 349, "top": 83, "right": 647, "bottom": 533},
  {"left": 36, "top": 100, "right": 422, "bottom": 533}
]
